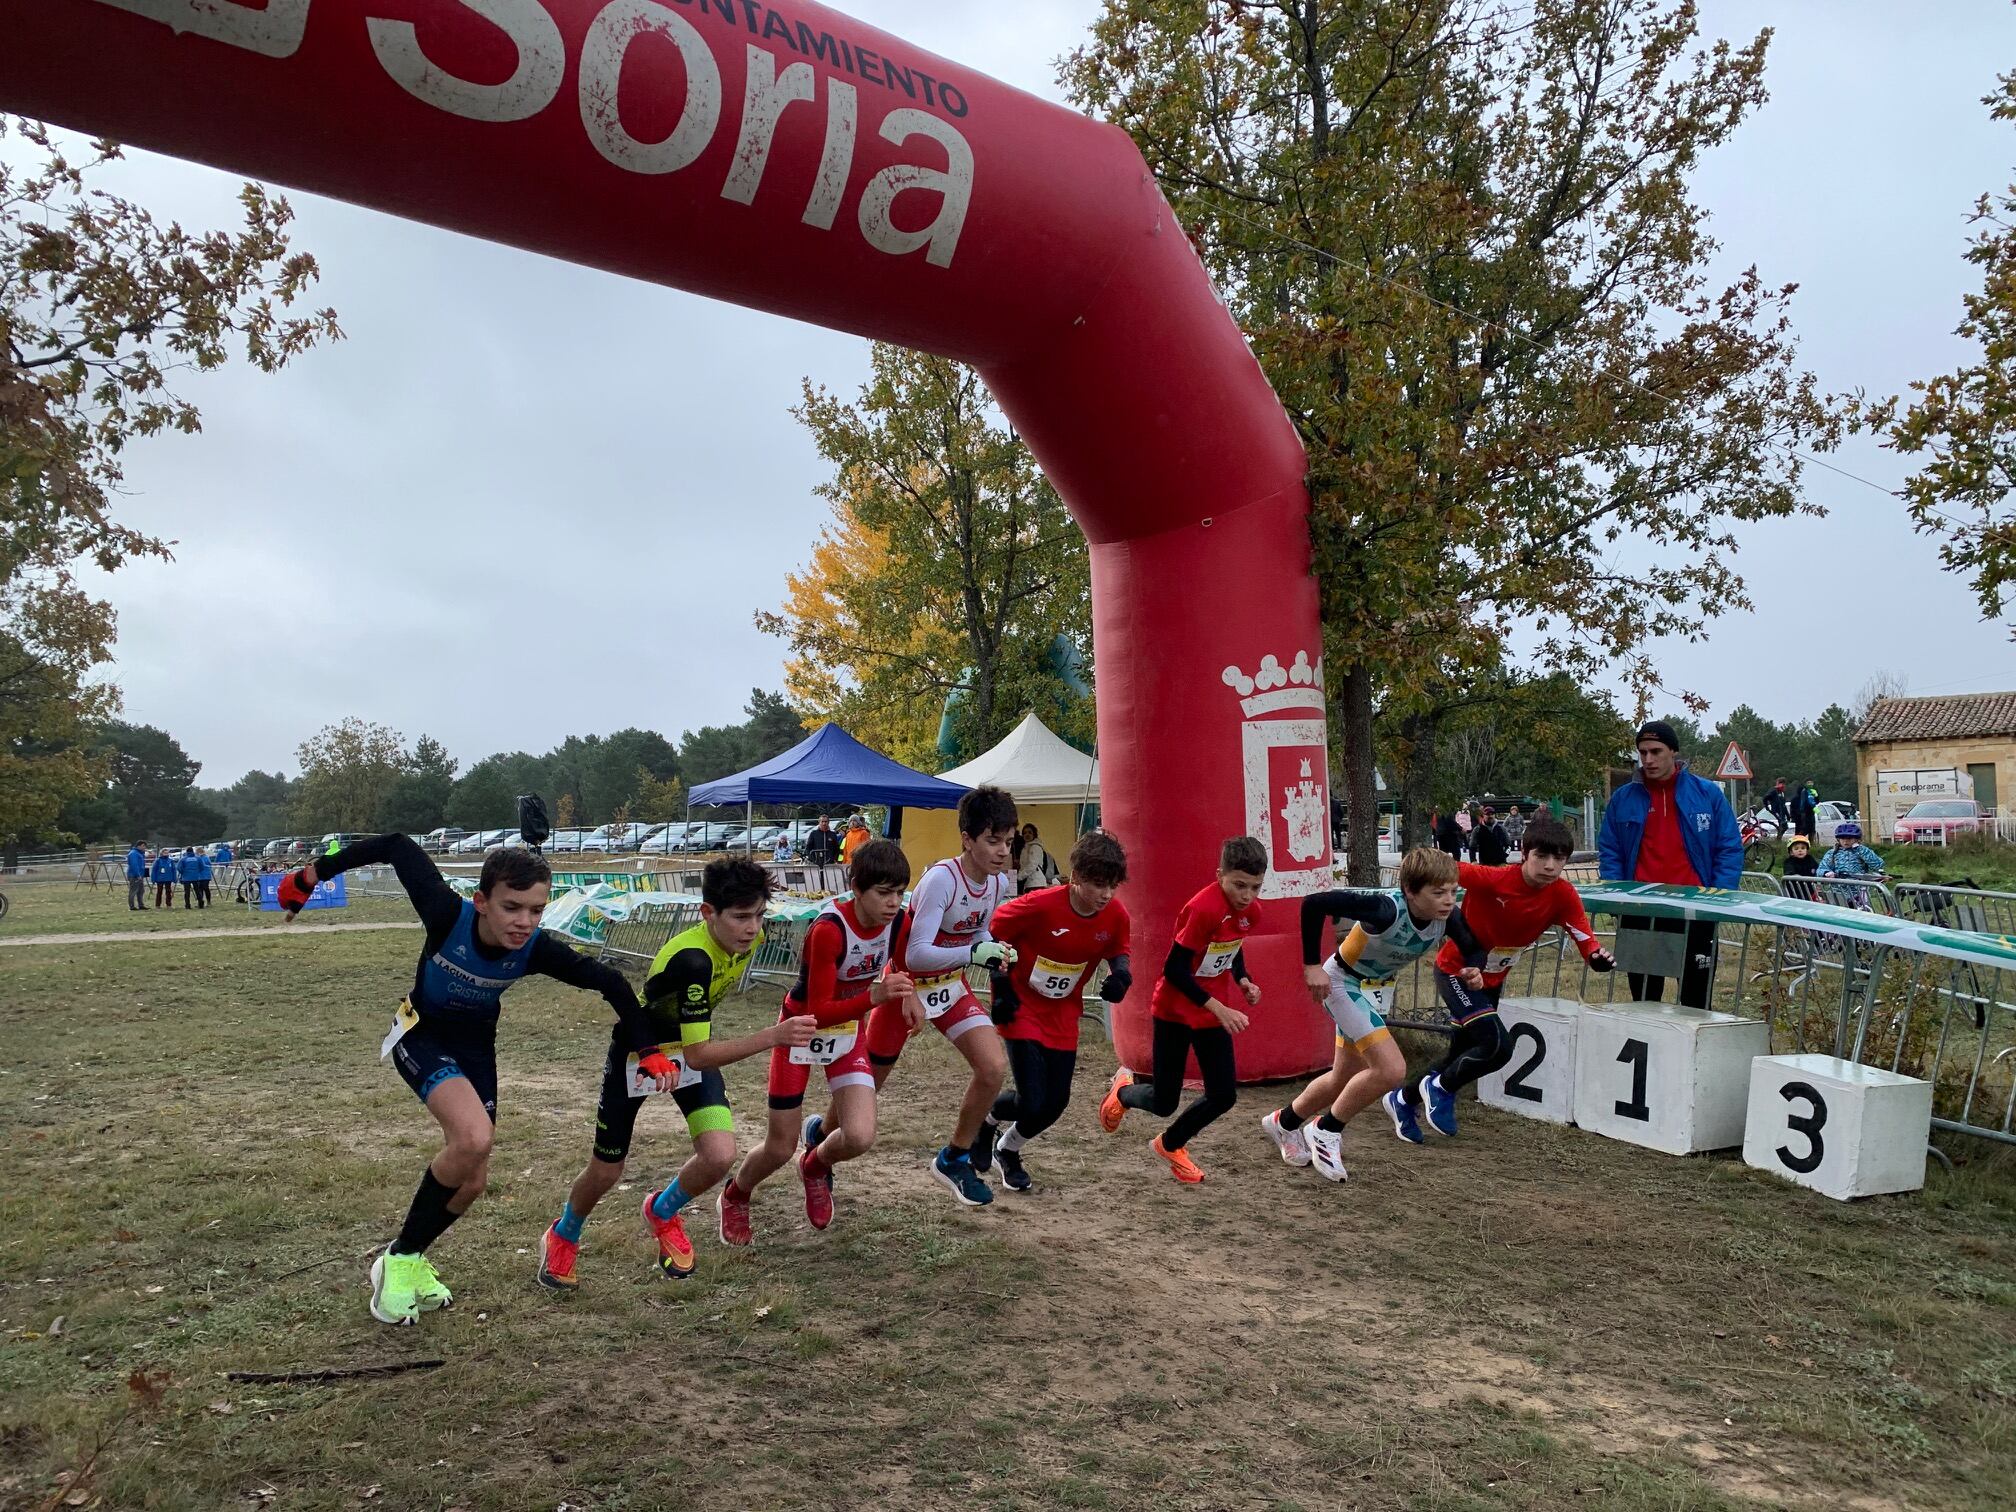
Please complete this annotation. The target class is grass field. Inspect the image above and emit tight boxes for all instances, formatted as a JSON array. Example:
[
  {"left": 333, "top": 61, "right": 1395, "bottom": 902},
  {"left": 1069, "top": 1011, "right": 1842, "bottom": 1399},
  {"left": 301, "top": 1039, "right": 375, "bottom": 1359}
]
[
  {"left": 0, "top": 880, "right": 420, "bottom": 939},
  {"left": 4, "top": 923, "right": 2016, "bottom": 1511}
]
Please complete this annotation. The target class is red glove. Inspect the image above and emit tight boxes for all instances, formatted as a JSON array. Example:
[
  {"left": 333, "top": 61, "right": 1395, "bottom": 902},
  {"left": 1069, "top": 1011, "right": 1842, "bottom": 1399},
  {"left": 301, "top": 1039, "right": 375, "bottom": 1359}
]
[
  {"left": 636, "top": 1050, "right": 678, "bottom": 1082},
  {"left": 277, "top": 868, "right": 316, "bottom": 914}
]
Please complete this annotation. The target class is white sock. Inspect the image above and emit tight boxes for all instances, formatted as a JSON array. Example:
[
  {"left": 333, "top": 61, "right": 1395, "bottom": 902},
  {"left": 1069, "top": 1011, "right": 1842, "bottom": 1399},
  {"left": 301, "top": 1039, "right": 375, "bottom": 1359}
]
[{"left": 999, "top": 1125, "right": 1030, "bottom": 1154}]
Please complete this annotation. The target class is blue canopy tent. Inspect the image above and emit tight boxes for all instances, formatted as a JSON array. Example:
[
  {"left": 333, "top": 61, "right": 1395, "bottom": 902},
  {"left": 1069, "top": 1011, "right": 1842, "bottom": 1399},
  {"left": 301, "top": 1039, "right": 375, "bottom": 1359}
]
[{"left": 688, "top": 723, "right": 968, "bottom": 849}]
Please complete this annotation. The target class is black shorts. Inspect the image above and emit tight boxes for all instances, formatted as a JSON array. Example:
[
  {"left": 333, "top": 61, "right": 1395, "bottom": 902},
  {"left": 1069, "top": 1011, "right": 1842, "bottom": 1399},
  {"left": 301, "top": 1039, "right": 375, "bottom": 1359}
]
[
  {"left": 1436, "top": 969, "right": 1504, "bottom": 1026},
  {"left": 592, "top": 1040, "right": 731, "bottom": 1163},
  {"left": 392, "top": 1019, "right": 499, "bottom": 1122}
]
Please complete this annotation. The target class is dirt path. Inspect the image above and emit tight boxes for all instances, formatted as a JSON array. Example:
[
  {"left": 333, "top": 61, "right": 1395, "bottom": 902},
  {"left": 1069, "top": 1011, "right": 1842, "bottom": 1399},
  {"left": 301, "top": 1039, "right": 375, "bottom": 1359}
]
[{"left": 0, "top": 920, "right": 417, "bottom": 947}]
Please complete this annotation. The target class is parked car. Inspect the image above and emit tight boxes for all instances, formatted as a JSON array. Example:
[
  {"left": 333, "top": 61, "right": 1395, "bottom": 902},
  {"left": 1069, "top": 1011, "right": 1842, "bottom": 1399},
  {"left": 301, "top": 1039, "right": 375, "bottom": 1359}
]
[
  {"left": 1893, "top": 799, "right": 1987, "bottom": 845},
  {"left": 745, "top": 825, "right": 785, "bottom": 854},
  {"left": 677, "top": 823, "right": 737, "bottom": 853},
  {"left": 452, "top": 829, "right": 507, "bottom": 854},
  {"left": 1810, "top": 801, "right": 1857, "bottom": 846},
  {"left": 545, "top": 829, "right": 589, "bottom": 854},
  {"left": 424, "top": 827, "right": 471, "bottom": 853},
  {"left": 597, "top": 822, "right": 653, "bottom": 852},
  {"left": 637, "top": 823, "right": 696, "bottom": 855},
  {"left": 261, "top": 838, "right": 297, "bottom": 859},
  {"left": 318, "top": 832, "right": 371, "bottom": 855}
]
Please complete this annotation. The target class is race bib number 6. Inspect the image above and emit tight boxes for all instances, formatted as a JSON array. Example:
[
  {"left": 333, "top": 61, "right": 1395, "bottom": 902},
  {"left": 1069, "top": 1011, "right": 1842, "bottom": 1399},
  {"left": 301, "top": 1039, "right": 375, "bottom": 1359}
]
[
  {"left": 1030, "top": 957, "right": 1088, "bottom": 1000},
  {"left": 790, "top": 1021, "right": 860, "bottom": 1066},
  {"left": 1484, "top": 948, "right": 1523, "bottom": 974},
  {"left": 917, "top": 972, "right": 964, "bottom": 1019},
  {"left": 627, "top": 1051, "right": 703, "bottom": 1098}
]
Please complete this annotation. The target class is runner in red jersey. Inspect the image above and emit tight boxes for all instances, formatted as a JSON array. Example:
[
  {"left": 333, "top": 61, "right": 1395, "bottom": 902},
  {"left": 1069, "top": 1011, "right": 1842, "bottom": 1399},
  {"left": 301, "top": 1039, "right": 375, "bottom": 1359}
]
[
  {"left": 1385, "top": 815, "right": 1614, "bottom": 1145},
  {"left": 863, "top": 785, "right": 1021, "bottom": 1209},
  {"left": 978, "top": 831, "right": 1133, "bottom": 1192},
  {"left": 721, "top": 841, "right": 917, "bottom": 1244},
  {"left": 1099, "top": 836, "right": 1266, "bottom": 1183}
]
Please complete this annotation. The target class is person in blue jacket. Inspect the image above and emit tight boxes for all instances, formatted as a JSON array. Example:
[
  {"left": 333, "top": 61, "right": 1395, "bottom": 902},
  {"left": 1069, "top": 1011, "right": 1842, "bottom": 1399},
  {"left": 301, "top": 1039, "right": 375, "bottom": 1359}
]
[
  {"left": 1596, "top": 720, "right": 1744, "bottom": 1008},
  {"left": 194, "top": 847, "right": 215, "bottom": 908},
  {"left": 177, "top": 846, "right": 203, "bottom": 909},
  {"left": 125, "top": 841, "right": 148, "bottom": 911},
  {"left": 149, "top": 848, "right": 177, "bottom": 910}
]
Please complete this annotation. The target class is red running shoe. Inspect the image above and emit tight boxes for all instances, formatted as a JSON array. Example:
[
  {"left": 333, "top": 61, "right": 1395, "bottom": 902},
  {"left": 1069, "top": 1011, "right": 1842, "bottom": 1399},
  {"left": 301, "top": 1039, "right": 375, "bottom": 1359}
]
[
  {"left": 640, "top": 1192, "right": 696, "bottom": 1279},
  {"left": 799, "top": 1148, "right": 834, "bottom": 1230},
  {"left": 536, "top": 1223, "right": 579, "bottom": 1291},
  {"left": 716, "top": 1181, "right": 753, "bottom": 1248}
]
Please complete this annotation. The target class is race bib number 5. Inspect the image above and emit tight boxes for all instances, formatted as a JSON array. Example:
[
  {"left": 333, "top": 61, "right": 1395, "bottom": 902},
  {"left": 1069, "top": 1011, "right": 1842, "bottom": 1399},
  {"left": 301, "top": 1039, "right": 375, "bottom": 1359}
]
[
  {"left": 790, "top": 1021, "right": 859, "bottom": 1066},
  {"left": 627, "top": 1051, "right": 703, "bottom": 1098},
  {"left": 916, "top": 972, "right": 965, "bottom": 1019},
  {"left": 1030, "top": 957, "right": 1088, "bottom": 1001},
  {"left": 379, "top": 999, "right": 419, "bottom": 1060}
]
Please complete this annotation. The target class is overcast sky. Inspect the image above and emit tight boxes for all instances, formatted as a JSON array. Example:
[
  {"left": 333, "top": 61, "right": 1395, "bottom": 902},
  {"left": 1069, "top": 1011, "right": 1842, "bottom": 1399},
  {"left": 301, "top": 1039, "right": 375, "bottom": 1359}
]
[{"left": 58, "top": 0, "right": 2016, "bottom": 786}]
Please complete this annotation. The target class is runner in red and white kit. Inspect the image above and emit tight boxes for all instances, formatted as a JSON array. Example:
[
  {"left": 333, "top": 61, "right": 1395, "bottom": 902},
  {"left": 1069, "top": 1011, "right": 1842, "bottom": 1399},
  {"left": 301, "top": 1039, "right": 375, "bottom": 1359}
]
[
  {"left": 718, "top": 840, "right": 917, "bottom": 1244},
  {"left": 863, "top": 784, "right": 1020, "bottom": 1208},
  {"left": 978, "top": 830, "right": 1133, "bottom": 1192}
]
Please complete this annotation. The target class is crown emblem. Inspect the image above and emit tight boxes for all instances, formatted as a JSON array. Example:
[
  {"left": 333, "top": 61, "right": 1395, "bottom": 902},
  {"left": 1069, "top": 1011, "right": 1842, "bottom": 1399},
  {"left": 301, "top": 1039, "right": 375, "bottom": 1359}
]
[
  {"left": 1279, "top": 757, "right": 1328, "bottom": 863},
  {"left": 1221, "top": 650, "right": 1324, "bottom": 716}
]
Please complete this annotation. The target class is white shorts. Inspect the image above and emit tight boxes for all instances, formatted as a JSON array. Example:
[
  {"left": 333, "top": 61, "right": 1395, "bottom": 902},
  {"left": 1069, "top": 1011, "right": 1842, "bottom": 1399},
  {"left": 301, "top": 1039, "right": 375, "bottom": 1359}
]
[{"left": 1323, "top": 957, "right": 1393, "bottom": 1050}]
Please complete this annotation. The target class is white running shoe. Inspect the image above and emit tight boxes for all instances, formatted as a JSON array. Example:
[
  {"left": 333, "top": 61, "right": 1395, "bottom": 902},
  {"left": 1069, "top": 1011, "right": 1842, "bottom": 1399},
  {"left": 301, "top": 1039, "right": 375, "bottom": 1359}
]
[
  {"left": 1260, "top": 1109, "right": 1312, "bottom": 1168},
  {"left": 1305, "top": 1123, "right": 1350, "bottom": 1183}
]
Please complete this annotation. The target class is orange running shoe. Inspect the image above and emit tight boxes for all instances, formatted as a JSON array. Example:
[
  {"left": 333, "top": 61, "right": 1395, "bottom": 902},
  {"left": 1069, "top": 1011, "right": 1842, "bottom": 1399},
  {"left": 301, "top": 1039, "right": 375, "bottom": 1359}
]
[
  {"left": 641, "top": 1192, "right": 696, "bottom": 1278},
  {"left": 1151, "top": 1133, "right": 1205, "bottom": 1184},
  {"left": 536, "top": 1223, "right": 580, "bottom": 1291},
  {"left": 1099, "top": 1068, "right": 1133, "bottom": 1133}
]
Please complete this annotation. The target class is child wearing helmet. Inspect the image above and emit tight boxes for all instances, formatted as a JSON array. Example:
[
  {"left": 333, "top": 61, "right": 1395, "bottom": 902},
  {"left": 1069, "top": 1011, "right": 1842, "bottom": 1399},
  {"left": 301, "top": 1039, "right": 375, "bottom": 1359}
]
[
  {"left": 1817, "top": 823, "right": 1887, "bottom": 879},
  {"left": 1782, "top": 835, "right": 1818, "bottom": 879}
]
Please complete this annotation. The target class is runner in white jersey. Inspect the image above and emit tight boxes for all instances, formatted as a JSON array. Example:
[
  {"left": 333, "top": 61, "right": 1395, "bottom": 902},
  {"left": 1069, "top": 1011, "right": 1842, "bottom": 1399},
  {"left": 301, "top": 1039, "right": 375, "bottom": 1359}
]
[
  {"left": 862, "top": 785, "right": 1021, "bottom": 1208},
  {"left": 1259, "top": 848, "right": 1485, "bottom": 1182}
]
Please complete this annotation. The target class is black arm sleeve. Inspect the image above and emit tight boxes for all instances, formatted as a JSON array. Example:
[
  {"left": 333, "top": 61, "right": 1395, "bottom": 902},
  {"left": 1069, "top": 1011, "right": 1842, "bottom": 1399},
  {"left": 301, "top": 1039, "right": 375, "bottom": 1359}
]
[
  {"left": 1161, "top": 942, "right": 1214, "bottom": 1008},
  {"left": 1299, "top": 890, "right": 1400, "bottom": 963},
  {"left": 1098, "top": 954, "right": 1134, "bottom": 1002},
  {"left": 1231, "top": 948, "right": 1252, "bottom": 984},
  {"left": 1446, "top": 906, "right": 1488, "bottom": 969},
  {"left": 318, "top": 833, "right": 461, "bottom": 935},
  {"left": 530, "top": 933, "right": 659, "bottom": 1053}
]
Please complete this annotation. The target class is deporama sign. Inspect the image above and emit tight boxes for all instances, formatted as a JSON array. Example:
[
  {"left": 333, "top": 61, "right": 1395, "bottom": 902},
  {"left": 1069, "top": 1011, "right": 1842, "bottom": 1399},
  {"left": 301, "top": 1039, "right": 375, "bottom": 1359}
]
[{"left": 97, "top": 0, "right": 973, "bottom": 266}]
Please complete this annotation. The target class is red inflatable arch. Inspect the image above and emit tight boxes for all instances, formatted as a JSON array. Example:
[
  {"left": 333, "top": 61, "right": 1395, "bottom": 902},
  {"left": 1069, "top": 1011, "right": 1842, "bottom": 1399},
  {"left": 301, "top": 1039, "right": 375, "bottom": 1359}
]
[{"left": 4, "top": 0, "right": 1336, "bottom": 1078}]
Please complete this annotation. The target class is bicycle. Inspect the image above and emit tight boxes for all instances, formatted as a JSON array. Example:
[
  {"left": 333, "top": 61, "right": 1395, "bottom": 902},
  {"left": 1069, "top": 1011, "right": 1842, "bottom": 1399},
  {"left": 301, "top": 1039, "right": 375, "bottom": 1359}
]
[{"left": 0, "top": 887, "right": 10, "bottom": 923}]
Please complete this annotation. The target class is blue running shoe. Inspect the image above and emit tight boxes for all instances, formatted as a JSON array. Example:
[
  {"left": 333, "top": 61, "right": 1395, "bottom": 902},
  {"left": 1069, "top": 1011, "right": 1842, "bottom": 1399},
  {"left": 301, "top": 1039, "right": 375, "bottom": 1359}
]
[
  {"left": 930, "top": 1147, "right": 994, "bottom": 1207},
  {"left": 802, "top": 1113, "right": 826, "bottom": 1154},
  {"left": 971, "top": 1117, "right": 998, "bottom": 1174},
  {"left": 1419, "top": 1073, "right": 1458, "bottom": 1137},
  {"left": 1383, "top": 1088, "right": 1425, "bottom": 1146}
]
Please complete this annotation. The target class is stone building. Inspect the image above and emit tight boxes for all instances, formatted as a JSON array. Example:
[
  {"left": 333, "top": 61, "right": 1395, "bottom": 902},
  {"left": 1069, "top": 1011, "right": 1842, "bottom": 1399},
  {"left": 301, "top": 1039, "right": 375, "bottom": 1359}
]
[{"left": 1853, "top": 692, "right": 2015, "bottom": 825}]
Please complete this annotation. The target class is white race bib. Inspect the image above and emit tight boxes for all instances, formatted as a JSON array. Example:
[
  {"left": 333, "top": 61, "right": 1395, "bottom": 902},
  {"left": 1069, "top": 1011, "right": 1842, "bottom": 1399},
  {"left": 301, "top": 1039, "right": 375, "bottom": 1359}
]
[
  {"left": 916, "top": 971, "right": 966, "bottom": 1019},
  {"left": 1029, "top": 957, "right": 1088, "bottom": 1001},
  {"left": 1484, "top": 948, "right": 1523, "bottom": 974},
  {"left": 1195, "top": 939, "right": 1243, "bottom": 978},
  {"left": 790, "top": 1021, "right": 859, "bottom": 1066},
  {"left": 627, "top": 1050, "right": 703, "bottom": 1098},
  {"left": 380, "top": 999, "right": 420, "bottom": 1060}
]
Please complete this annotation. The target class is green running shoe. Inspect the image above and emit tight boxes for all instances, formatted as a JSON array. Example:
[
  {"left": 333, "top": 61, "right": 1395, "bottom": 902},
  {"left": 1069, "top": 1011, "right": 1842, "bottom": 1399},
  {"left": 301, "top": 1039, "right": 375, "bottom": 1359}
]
[
  {"left": 369, "top": 1251, "right": 424, "bottom": 1326},
  {"left": 410, "top": 1254, "right": 454, "bottom": 1312}
]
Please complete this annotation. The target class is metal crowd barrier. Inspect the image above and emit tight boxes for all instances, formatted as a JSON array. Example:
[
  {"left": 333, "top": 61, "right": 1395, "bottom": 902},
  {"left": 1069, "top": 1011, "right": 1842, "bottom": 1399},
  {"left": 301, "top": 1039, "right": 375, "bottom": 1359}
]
[
  {"left": 1892, "top": 882, "right": 2016, "bottom": 938},
  {"left": 1357, "top": 883, "right": 2016, "bottom": 1150}
]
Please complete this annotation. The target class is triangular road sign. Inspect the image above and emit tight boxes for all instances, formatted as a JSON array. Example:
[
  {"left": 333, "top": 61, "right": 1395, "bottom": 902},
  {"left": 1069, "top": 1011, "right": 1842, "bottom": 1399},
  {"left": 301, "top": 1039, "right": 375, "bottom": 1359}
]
[{"left": 1714, "top": 741, "right": 1753, "bottom": 781}]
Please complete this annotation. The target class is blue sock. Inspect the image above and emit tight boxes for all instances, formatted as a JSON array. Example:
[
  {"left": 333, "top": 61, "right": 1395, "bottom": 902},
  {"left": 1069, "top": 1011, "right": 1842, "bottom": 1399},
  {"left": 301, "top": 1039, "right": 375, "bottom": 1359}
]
[
  {"left": 651, "top": 1176, "right": 691, "bottom": 1221},
  {"left": 554, "top": 1201, "right": 584, "bottom": 1244}
]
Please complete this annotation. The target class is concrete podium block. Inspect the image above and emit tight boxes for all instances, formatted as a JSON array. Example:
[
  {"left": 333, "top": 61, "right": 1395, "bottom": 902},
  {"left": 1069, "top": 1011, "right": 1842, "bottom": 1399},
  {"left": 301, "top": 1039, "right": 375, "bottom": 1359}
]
[
  {"left": 1742, "top": 1054, "right": 1932, "bottom": 1200},
  {"left": 1574, "top": 1001, "right": 1768, "bottom": 1154},
  {"left": 1478, "top": 997, "right": 1584, "bottom": 1125}
]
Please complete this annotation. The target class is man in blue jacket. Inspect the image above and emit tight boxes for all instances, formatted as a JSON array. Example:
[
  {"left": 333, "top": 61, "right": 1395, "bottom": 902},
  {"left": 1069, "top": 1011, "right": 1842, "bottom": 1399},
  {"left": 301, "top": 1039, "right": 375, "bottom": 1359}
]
[
  {"left": 1597, "top": 720, "right": 1744, "bottom": 1008},
  {"left": 125, "top": 841, "right": 148, "bottom": 911},
  {"left": 149, "top": 848, "right": 177, "bottom": 910},
  {"left": 176, "top": 846, "right": 203, "bottom": 909}
]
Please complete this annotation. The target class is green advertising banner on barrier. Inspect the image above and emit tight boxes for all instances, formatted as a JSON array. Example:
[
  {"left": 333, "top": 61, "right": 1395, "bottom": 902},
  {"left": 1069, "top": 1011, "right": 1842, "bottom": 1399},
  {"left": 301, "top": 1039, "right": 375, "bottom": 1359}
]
[{"left": 1576, "top": 881, "right": 2016, "bottom": 973}]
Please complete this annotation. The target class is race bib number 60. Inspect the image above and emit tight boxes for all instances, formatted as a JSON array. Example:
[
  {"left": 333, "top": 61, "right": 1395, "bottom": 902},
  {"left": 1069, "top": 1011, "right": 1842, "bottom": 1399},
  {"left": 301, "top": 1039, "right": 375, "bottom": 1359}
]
[{"left": 917, "top": 972, "right": 964, "bottom": 1019}]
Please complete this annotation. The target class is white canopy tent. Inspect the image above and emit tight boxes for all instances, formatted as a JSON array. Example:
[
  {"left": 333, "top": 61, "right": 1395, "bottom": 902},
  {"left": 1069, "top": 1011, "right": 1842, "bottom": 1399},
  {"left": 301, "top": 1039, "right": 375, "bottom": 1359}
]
[{"left": 938, "top": 713, "right": 1099, "bottom": 803}]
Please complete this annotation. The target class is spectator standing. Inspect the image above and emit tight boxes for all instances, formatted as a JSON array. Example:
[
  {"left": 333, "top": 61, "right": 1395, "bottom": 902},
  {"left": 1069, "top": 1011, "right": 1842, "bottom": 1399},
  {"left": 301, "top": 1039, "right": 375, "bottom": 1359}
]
[
  {"left": 1596, "top": 720, "right": 1744, "bottom": 1008},
  {"left": 771, "top": 828, "right": 792, "bottom": 862},
  {"left": 1471, "top": 806, "right": 1510, "bottom": 866},
  {"left": 194, "top": 847, "right": 214, "bottom": 908},
  {"left": 1504, "top": 806, "right": 1528, "bottom": 854},
  {"left": 177, "top": 846, "right": 202, "bottom": 909},
  {"left": 804, "top": 817, "right": 841, "bottom": 868},
  {"left": 1790, "top": 778, "right": 1819, "bottom": 842},
  {"left": 1015, "top": 823, "right": 1054, "bottom": 894},
  {"left": 840, "top": 815, "right": 872, "bottom": 865},
  {"left": 150, "top": 848, "right": 176, "bottom": 910},
  {"left": 1761, "top": 778, "right": 1792, "bottom": 835},
  {"left": 1433, "top": 809, "right": 1464, "bottom": 858},
  {"left": 125, "top": 841, "right": 148, "bottom": 911}
]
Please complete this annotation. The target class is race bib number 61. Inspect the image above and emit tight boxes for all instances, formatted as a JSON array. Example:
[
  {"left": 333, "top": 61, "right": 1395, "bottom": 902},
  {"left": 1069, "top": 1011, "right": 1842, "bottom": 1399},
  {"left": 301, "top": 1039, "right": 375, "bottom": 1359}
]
[{"left": 790, "top": 1021, "right": 859, "bottom": 1066}]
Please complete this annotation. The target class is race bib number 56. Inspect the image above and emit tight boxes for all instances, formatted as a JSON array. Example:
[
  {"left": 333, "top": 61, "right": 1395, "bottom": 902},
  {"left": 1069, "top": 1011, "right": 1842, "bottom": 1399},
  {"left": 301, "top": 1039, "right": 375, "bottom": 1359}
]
[{"left": 1030, "top": 957, "right": 1088, "bottom": 1000}]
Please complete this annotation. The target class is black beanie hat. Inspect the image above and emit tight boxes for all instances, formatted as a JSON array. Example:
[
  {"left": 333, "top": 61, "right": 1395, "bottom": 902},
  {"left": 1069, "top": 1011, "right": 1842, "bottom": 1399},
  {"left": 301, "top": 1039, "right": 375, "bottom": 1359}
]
[{"left": 1635, "top": 720, "right": 1681, "bottom": 752}]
